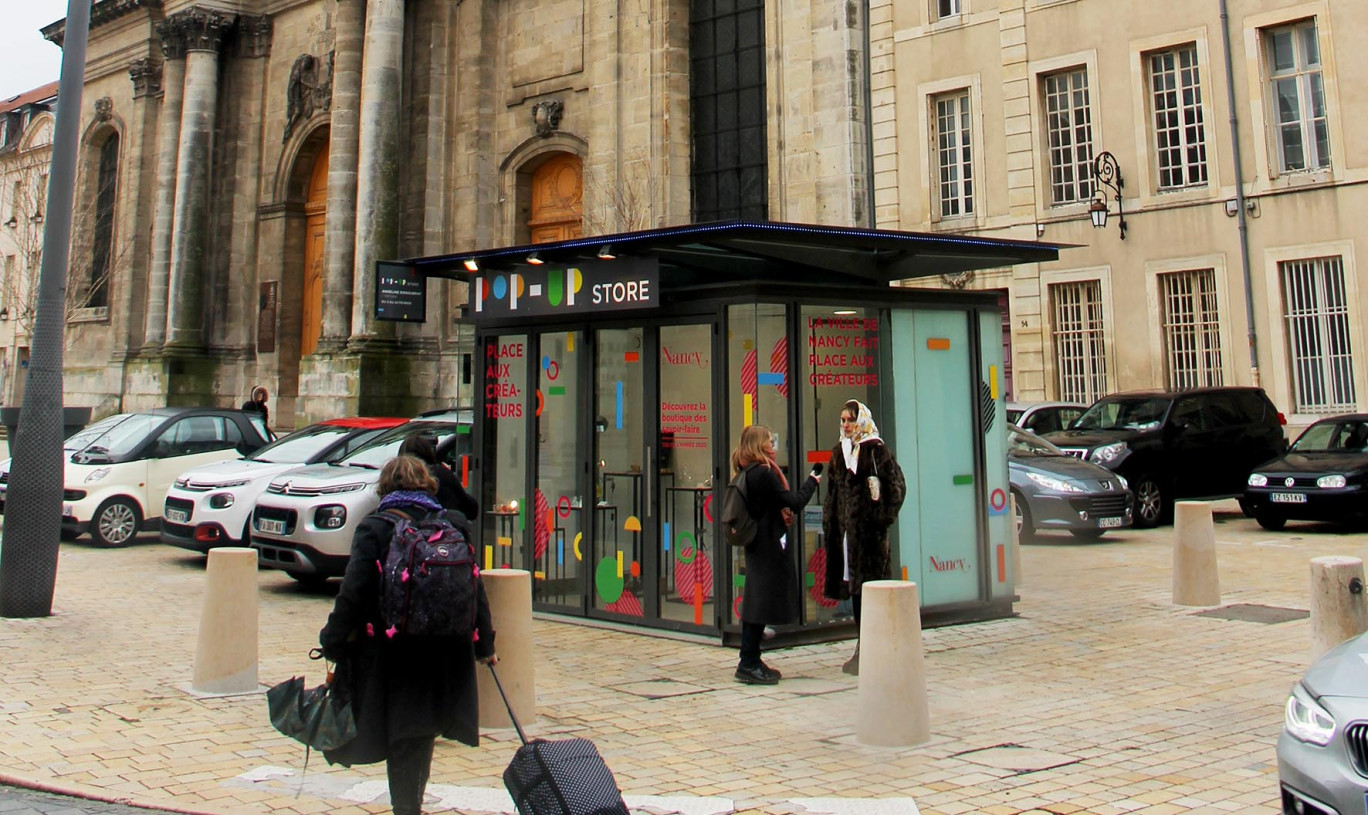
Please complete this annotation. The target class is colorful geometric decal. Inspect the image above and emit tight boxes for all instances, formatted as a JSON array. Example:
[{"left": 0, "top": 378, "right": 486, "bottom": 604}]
[
  {"left": 533, "top": 489, "right": 551, "bottom": 560},
  {"left": 769, "top": 336, "right": 790, "bottom": 397},
  {"left": 702, "top": 494, "right": 714, "bottom": 522},
  {"left": 673, "top": 543, "right": 712, "bottom": 602},
  {"left": 595, "top": 556, "right": 624, "bottom": 604},
  {"left": 616, "top": 382, "right": 624, "bottom": 429},
  {"left": 805, "top": 548, "right": 838, "bottom": 608},
  {"left": 606, "top": 591, "right": 643, "bottom": 617},
  {"left": 572, "top": 532, "right": 583, "bottom": 561},
  {"left": 623, "top": 515, "right": 642, "bottom": 533},
  {"left": 673, "top": 530, "right": 696, "bottom": 564},
  {"left": 989, "top": 488, "right": 1009, "bottom": 516}
]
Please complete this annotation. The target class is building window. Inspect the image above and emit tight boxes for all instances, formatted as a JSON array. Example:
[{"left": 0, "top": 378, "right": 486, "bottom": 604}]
[
  {"left": 933, "top": 90, "right": 973, "bottom": 218},
  {"left": 1148, "top": 45, "right": 1207, "bottom": 189},
  {"left": 1281, "top": 256, "right": 1355, "bottom": 413},
  {"left": 1042, "top": 68, "right": 1093, "bottom": 205},
  {"left": 935, "top": 0, "right": 961, "bottom": 20},
  {"left": 1050, "top": 279, "right": 1107, "bottom": 403},
  {"left": 88, "top": 135, "right": 119, "bottom": 310},
  {"left": 1159, "top": 269, "right": 1222, "bottom": 389},
  {"left": 1266, "top": 19, "right": 1329, "bottom": 173},
  {"left": 690, "top": 0, "right": 767, "bottom": 222}
]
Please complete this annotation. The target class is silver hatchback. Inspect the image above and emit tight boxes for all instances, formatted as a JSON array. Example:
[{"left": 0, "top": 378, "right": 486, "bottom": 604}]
[{"left": 1278, "top": 631, "right": 1368, "bottom": 815}]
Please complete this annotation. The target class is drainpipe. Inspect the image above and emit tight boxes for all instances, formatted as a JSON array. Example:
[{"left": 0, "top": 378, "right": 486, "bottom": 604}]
[
  {"left": 863, "top": 0, "right": 877, "bottom": 227},
  {"left": 1219, "top": 0, "right": 1260, "bottom": 387}
]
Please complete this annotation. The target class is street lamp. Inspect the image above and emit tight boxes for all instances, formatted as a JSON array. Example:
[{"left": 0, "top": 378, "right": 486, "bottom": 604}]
[{"left": 1090, "top": 151, "right": 1126, "bottom": 240}]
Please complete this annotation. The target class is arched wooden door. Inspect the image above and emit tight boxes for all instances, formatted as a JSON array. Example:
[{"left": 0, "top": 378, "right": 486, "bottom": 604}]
[
  {"left": 528, "top": 153, "right": 583, "bottom": 244},
  {"left": 302, "top": 146, "right": 328, "bottom": 357}
]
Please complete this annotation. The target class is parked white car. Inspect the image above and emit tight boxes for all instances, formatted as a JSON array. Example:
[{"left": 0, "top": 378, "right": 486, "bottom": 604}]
[
  {"left": 0, "top": 408, "right": 273, "bottom": 546},
  {"left": 250, "top": 409, "right": 472, "bottom": 584},
  {"left": 162, "top": 416, "right": 408, "bottom": 552}
]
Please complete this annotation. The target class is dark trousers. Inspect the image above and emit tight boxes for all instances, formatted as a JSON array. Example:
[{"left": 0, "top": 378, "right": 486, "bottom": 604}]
[
  {"left": 738, "top": 621, "right": 766, "bottom": 668},
  {"left": 387, "top": 736, "right": 436, "bottom": 815}
]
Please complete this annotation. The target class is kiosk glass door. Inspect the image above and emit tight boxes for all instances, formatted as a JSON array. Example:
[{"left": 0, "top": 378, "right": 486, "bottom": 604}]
[
  {"left": 534, "top": 330, "right": 586, "bottom": 609},
  {"left": 592, "top": 327, "right": 649, "bottom": 617},
  {"left": 657, "top": 323, "right": 716, "bottom": 626}
]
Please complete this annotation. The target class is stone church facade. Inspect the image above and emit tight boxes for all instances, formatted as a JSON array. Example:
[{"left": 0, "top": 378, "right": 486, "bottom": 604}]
[{"left": 48, "top": 0, "right": 874, "bottom": 428}]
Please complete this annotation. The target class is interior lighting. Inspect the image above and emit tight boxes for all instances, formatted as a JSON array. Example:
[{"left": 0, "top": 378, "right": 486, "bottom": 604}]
[
  {"left": 597, "top": 244, "right": 616, "bottom": 260},
  {"left": 526, "top": 252, "right": 543, "bottom": 265},
  {"left": 463, "top": 258, "right": 479, "bottom": 272}
]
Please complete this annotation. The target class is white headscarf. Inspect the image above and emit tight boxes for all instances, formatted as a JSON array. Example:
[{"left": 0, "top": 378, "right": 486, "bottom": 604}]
[{"left": 839, "top": 400, "right": 881, "bottom": 473}]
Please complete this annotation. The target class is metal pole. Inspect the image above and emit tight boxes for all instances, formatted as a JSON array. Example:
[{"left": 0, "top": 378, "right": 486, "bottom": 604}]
[
  {"left": 1219, "top": 0, "right": 1260, "bottom": 387},
  {"left": 0, "top": 0, "right": 90, "bottom": 617}
]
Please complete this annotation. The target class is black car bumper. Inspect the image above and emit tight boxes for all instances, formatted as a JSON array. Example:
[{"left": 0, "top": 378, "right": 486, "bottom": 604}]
[
  {"left": 1245, "top": 485, "right": 1368, "bottom": 522},
  {"left": 251, "top": 536, "right": 349, "bottom": 578},
  {"left": 161, "top": 520, "right": 246, "bottom": 553}
]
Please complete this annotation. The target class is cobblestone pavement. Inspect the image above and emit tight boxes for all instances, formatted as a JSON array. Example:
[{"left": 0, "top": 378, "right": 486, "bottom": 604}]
[
  {"left": 0, "top": 784, "right": 179, "bottom": 815},
  {"left": 0, "top": 502, "right": 1356, "bottom": 814}
]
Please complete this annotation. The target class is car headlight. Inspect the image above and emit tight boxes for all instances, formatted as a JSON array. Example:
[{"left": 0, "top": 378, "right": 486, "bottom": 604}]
[
  {"left": 208, "top": 493, "right": 236, "bottom": 509},
  {"left": 1248, "top": 473, "right": 1268, "bottom": 487},
  {"left": 1285, "top": 684, "right": 1335, "bottom": 745},
  {"left": 174, "top": 476, "right": 189, "bottom": 488},
  {"left": 1116, "top": 474, "right": 1128, "bottom": 490},
  {"left": 84, "top": 468, "right": 111, "bottom": 484},
  {"left": 320, "top": 483, "right": 367, "bottom": 495},
  {"left": 1026, "top": 472, "right": 1083, "bottom": 493},
  {"left": 1317, "top": 475, "right": 1347, "bottom": 489},
  {"left": 315, "top": 505, "right": 347, "bottom": 529},
  {"left": 1088, "top": 442, "right": 1127, "bottom": 465}
]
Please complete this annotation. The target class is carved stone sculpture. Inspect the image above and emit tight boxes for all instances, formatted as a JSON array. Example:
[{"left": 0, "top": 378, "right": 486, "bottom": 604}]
[
  {"left": 532, "top": 99, "right": 563, "bottom": 137},
  {"left": 283, "top": 53, "right": 334, "bottom": 143}
]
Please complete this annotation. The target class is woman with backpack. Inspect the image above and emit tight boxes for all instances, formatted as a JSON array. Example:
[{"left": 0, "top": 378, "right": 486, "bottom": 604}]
[
  {"left": 821, "top": 399, "right": 906, "bottom": 676},
  {"left": 730, "top": 425, "right": 822, "bottom": 685},
  {"left": 319, "top": 455, "right": 496, "bottom": 815}
]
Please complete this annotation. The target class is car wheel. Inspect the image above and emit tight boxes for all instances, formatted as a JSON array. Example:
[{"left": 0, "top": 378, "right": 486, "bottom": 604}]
[
  {"left": 287, "top": 571, "right": 329, "bottom": 590},
  {"left": 91, "top": 497, "right": 140, "bottom": 547},
  {"left": 1012, "top": 490, "right": 1033, "bottom": 540},
  {"left": 1132, "top": 475, "right": 1166, "bottom": 529},
  {"left": 1237, "top": 496, "right": 1256, "bottom": 518},
  {"left": 1257, "top": 511, "right": 1287, "bottom": 531},
  {"left": 1070, "top": 528, "right": 1106, "bottom": 541}
]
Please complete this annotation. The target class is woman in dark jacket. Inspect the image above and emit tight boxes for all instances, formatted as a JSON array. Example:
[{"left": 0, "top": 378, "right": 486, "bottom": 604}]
[
  {"left": 731, "top": 424, "right": 821, "bottom": 685},
  {"left": 822, "top": 399, "right": 906, "bottom": 676},
  {"left": 319, "top": 455, "right": 496, "bottom": 815},
  {"left": 399, "top": 432, "right": 479, "bottom": 521}
]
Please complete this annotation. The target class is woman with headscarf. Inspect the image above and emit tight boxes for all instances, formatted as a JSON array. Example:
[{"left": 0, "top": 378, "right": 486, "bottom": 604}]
[
  {"left": 730, "top": 424, "right": 822, "bottom": 684},
  {"left": 821, "top": 399, "right": 906, "bottom": 675}
]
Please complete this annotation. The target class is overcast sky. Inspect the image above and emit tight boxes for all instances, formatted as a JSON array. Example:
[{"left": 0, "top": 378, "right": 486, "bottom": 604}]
[{"left": 0, "top": 0, "right": 70, "bottom": 100}]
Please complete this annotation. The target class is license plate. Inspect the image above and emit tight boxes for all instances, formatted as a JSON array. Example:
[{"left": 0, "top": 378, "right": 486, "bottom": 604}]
[
  {"left": 165, "top": 507, "right": 189, "bottom": 524},
  {"left": 1098, "top": 516, "right": 1123, "bottom": 528},
  {"left": 1270, "top": 492, "right": 1307, "bottom": 504},
  {"left": 257, "top": 518, "right": 286, "bottom": 534}
]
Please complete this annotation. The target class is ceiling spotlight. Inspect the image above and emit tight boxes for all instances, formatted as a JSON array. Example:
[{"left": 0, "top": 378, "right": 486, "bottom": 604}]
[
  {"left": 834, "top": 309, "right": 857, "bottom": 316},
  {"left": 597, "top": 244, "right": 616, "bottom": 260},
  {"left": 526, "top": 251, "right": 543, "bottom": 265},
  {"left": 463, "top": 258, "right": 479, "bottom": 272}
]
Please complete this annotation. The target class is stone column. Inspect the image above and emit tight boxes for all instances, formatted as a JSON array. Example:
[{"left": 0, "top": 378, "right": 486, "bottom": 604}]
[
  {"left": 349, "top": 0, "right": 405, "bottom": 345},
  {"left": 143, "top": 24, "right": 187, "bottom": 351},
  {"left": 321, "top": 0, "right": 364, "bottom": 352},
  {"left": 165, "top": 8, "right": 232, "bottom": 352}
]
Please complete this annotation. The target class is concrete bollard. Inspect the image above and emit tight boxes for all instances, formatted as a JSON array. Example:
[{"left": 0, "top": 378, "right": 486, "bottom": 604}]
[
  {"left": 1309, "top": 556, "right": 1368, "bottom": 662},
  {"left": 857, "top": 580, "right": 930, "bottom": 747},
  {"left": 477, "top": 568, "right": 536, "bottom": 730},
  {"left": 1010, "top": 494, "right": 1022, "bottom": 585},
  {"left": 1172, "top": 501, "right": 1220, "bottom": 606},
  {"left": 192, "top": 547, "right": 258, "bottom": 694}
]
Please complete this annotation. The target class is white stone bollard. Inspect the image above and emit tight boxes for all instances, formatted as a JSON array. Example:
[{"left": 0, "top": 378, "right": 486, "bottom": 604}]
[
  {"left": 1309, "top": 556, "right": 1368, "bottom": 662},
  {"left": 857, "top": 580, "right": 930, "bottom": 747},
  {"left": 477, "top": 569, "right": 536, "bottom": 730},
  {"left": 192, "top": 547, "right": 259, "bottom": 694},
  {"left": 1172, "top": 501, "right": 1220, "bottom": 606}
]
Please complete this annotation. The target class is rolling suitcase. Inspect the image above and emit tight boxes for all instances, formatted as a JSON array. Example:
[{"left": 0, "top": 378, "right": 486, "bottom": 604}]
[{"left": 487, "top": 664, "right": 630, "bottom": 815}]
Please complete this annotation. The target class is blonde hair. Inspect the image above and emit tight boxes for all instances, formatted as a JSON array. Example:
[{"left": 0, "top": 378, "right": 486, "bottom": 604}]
[
  {"left": 730, "top": 425, "right": 774, "bottom": 474},
  {"left": 377, "top": 454, "right": 439, "bottom": 496}
]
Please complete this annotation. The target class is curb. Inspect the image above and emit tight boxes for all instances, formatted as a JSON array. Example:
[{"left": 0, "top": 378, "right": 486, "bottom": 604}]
[{"left": 0, "top": 771, "right": 229, "bottom": 815}]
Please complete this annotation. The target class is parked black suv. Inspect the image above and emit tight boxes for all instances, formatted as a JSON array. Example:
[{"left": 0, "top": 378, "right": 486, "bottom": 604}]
[{"left": 1042, "top": 387, "right": 1287, "bottom": 527}]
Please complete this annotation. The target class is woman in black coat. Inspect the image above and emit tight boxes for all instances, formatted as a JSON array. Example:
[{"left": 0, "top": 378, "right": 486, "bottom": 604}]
[
  {"left": 822, "top": 399, "right": 906, "bottom": 676},
  {"left": 731, "top": 424, "right": 821, "bottom": 685},
  {"left": 319, "top": 455, "right": 496, "bottom": 815},
  {"left": 399, "top": 432, "right": 479, "bottom": 521}
]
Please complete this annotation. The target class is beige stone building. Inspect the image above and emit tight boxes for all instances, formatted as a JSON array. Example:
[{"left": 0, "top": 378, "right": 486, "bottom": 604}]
[
  {"left": 46, "top": 0, "right": 874, "bottom": 427},
  {"left": 0, "top": 82, "right": 59, "bottom": 410},
  {"left": 874, "top": 0, "right": 1368, "bottom": 430}
]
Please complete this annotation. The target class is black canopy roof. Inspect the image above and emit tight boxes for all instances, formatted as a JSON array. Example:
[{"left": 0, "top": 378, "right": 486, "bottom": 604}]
[{"left": 406, "top": 220, "right": 1063, "bottom": 288}]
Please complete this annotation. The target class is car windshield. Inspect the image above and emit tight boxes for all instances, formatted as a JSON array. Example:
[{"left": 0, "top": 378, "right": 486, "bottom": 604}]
[
  {"left": 64, "top": 413, "right": 134, "bottom": 451},
  {"left": 1006, "top": 409, "right": 1023, "bottom": 424},
  {"left": 1008, "top": 425, "right": 1066, "bottom": 458},
  {"left": 338, "top": 420, "right": 462, "bottom": 470},
  {"left": 69, "top": 412, "right": 165, "bottom": 459},
  {"left": 1073, "top": 397, "right": 1171, "bottom": 431},
  {"left": 1292, "top": 420, "right": 1368, "bottom": 453},
  {"left": 249, "top": 424, "right": 359, "bottom": 464}
]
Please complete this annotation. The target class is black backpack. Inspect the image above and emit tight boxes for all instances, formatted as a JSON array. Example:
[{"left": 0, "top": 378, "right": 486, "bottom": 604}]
[
  {"left": 721, "top": 464, "right": 759, "bottom": 547},
  {"left": 378, "top": 509, "right": 479, "bottom": 638}
]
